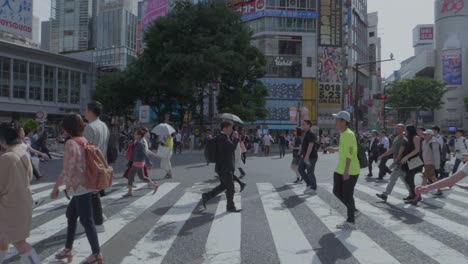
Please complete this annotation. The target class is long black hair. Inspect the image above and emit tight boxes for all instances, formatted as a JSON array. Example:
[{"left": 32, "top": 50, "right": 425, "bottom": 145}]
[
  {"left": 406, "top": 124, "right": 417, "bottom": 141},
  {"left": 0, "top": 122, "right": 21, "bottom": 147}
]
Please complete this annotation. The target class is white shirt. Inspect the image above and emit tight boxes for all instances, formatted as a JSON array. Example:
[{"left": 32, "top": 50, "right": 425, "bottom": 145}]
[
  {"left": 380, "top": 137, "right": 390, "bottom": 150},
  {"left": 263, "top": 135, "right": 273, "bottom": 146},
  {"left": 84, "top": 118, "right": 110, "bottom": 156},
  {"left": 175, "top": 133, "right": 182, "bottom": 143},
  {"left": 434, "top": 134, "right": 444, "bottom": 147},
  {"left": 454, "top": 136, "right": 468, "bottom": 160}
]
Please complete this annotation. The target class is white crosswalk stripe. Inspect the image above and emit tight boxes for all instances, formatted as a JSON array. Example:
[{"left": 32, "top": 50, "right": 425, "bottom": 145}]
[{"left": 5, "top": 179, "right": 468, "bottom": 264}]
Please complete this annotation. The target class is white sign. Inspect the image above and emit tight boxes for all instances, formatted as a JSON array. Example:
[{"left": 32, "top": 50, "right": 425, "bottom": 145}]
[
  {"left": 0, "top": 0, "right": 33, "bottom": 39},
  {"left": 35, "top": 111, "right": 47, "bottom": 122},
  {"left": 275, "top": 57, "right": 293, "bottom": 66},
  {"left": 139, "top": 105, "right": 150, "bottom": 123}
]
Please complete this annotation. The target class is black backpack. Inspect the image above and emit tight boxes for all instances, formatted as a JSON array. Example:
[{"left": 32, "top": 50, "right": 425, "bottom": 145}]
[{"left": 204, "top": 136, "right": 217, "bottom": 163}]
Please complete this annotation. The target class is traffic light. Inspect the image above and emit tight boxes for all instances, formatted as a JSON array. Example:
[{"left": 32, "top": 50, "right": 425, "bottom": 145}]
[
  {"left": 373, "top": 93, "right": 386, "bottom": 100},
  {"left": 380, "top": 94, "right": 386, "bottom": 100}
]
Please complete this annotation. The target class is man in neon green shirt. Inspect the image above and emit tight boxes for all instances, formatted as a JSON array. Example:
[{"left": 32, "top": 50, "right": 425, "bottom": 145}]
[{"left": 327, "top": 111, "right": 360, "bottom": 230}]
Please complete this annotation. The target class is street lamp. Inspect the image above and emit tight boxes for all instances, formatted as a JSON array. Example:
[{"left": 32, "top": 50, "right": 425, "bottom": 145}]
[{"left": 353, "top": 55, "right": 395, "bottom": 134}]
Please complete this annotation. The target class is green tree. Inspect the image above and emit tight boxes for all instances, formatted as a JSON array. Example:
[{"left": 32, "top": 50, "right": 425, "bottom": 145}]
[
  {"left": 139, "top": 2, "right": 267, "bottom": 126},
  {"left": 386, "top": 78, "right": 447, "bottom": 123},
  {"left": 22, "top": 119, "right": 38, "bottom": 133}
]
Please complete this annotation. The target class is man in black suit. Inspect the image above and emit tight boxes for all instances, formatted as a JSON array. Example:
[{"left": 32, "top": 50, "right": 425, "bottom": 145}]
[
  {"left": 202, "top": 120, "right": 242, "bottom": 213},
  {"left": 367, "top": 130, "right": 380, "bottom": 177}
]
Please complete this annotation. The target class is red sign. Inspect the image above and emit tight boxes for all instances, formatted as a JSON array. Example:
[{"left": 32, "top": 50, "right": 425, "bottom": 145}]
[
  {"left": 233, "top": 0, "right": 256, "bottom": 15},
  {"left": 256, "top": 0, "right": 265, "bottom": 10},
  {"left": 419, "top": 27, "right": 433, "bottom": 40},
  {"left": 440, "top": 0, "right": 465, "bottom": 14}
]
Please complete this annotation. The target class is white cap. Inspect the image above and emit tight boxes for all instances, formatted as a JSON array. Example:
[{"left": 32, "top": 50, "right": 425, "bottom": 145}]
[
  {"left": 332, "top": 111, "right": 351, "bottom": 122},
  {"left": 423, "top": 129, "right": 434, "bottom": 135}
]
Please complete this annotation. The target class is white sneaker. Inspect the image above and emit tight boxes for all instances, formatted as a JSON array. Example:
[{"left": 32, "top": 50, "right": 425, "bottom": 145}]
[
  {"left": 336, "top": 221, "right": 356, "bottom": 230},
  {"left": 95, "top": 225, "right": 105, "bottom": 233},
  {"left": 102, "top": 214, "right": 108, "bottom": 222},
  {"left": 303, "top": 188, "right": 316, "bottom": 195}
]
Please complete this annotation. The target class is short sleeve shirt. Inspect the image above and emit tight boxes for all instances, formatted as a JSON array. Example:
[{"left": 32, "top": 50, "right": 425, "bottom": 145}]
[
  {"left": 301, "top": 131, "right": 318, "bottom": 160},
  {"left": 391, "top": 136, "right": 408, "bottom": 160},
  {"left": 335, "top": 128, "right": 360, "bottom": 175}
]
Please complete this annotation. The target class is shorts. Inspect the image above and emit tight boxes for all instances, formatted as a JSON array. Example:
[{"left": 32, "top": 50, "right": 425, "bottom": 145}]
[{"left": 422, "top": 165, "right": 436, "bottom": 179}]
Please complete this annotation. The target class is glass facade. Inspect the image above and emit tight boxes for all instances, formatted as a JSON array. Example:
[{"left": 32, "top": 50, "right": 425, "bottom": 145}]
[
  {"left": 247, "top": 17, "right": 316, "bottom": 34},
  {"left": 0, "top": 57, "right": 10, "bottom": 98},
  {"left": 29, "top": 63, "right": 42, "bottom": 101},
  {"left": 44, "top": 66, "right": 56, "bottom": 102},
  {"left": 57, "top": 69, "right": 69, "bottom": 103},
  {"left": 13, "top": 60, "right": 27, "bottom": 99}
]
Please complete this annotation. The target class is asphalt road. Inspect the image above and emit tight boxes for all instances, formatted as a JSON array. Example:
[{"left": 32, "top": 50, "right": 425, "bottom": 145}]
[{"left": 4, "top": 150, "right": 468, "bottom": 264}]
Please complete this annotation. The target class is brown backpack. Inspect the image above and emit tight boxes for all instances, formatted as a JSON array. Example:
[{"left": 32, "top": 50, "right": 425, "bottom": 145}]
[{"left": 73, "top": 138, "right": 114, "bottom": 191}]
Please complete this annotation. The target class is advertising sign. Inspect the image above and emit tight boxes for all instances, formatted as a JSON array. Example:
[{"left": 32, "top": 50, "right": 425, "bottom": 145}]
[
  {"left": 318, "top": 0, "right": 342, "bottom": 47},
  {"left": 318, "top": 47, "right": 343, "bottom": 108},
  {"left": 419, "top": 27, "right": 434, "bottom": 40},
  {"left": 436, "top": 0, "right": 467, "bottom": 20},
  {"left": 139, "top": 105, "right": 151, "bottom": 123},
  {"left": 0, "top": 0, "right": 33, "bottom": 39},
  {"left": 289, "top": 106, "right": 298, "bottom": 121},
  {"left": 442, "top": 49, "right": 462, "bottom": 85},
  {"left": 241, "top": 10, "right": 318, "bottom": 22},
  {"left": 142, "top": 0, "right": 167, "bottom": 29}
]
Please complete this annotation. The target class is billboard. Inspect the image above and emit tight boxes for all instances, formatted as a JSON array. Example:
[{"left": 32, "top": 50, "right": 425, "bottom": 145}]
[
  {"left": 419, "top": 27, "right": 434, "bottom": 40},
  {"left": 142, "top": 0, "right": 167, "bottom": 29},
  {"left": 317, "top": 47, "right": 343, "bottom": 108},
  {"left": 318, "top": 0, "right": 342, "bottom": 47},
  {"left": 436, "top": 0, "right": 468, "bottom": 20},
  {"left": 0, "top": 0, "right": 33, "bottom": 39},
  {"left": 442, "top": 49, "right": 462, "bottom": 85},
  {"left": 241, "top": 10, "right": 318, "bottom": 22},
  {"left": 233, "top": 0, "right": 265, "bottom": 15}
]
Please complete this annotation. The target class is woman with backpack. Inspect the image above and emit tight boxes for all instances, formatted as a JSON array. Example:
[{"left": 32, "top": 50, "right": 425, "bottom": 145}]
[
  {"left": 0, "top": 122, "right": 41, "bottom": 264},
  {"left": 124, "top": 129, "right": 159, "bottom": 197},
  {"left": 49, "top": 114, "right": 102, "bottom": 264}
]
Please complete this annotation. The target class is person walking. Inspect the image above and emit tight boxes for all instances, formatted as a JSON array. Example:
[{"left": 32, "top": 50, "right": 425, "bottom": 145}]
[
  {"left": 400, "top": 125, "right": 422, "bottom": 204},
  {"left": 84, "top": 101, "right": 109, "bottom": 233},
  {"left": 452, "top": 129, "right": 468, "bottom": 173},
  {"left": 298, "top": 120, "right": 318, "bottom": 194},
  {"left": 19, "top": 127, "right": 49, "bottom": 181},
  {"left": 263, "top": 133, "right": 274, "bottom": 156},
  {"left": 234, "top": 131, "right": 247, "bottom": 178},
  {"left": 378, "top": 131, "right": 392, "bottom": 179},
  {"left": 189, "top": 133, "right": 195, "bottom": 152},
  {"left": 279, "top": 134, "right": 287, "bottom": 158},
  {"left": 124, "top": 129, "right": 158, "bottom": 197},
  {"left": 36, "top": 131, "right": 52, "bottom": 160},
  {"left": 326, "top": 111, "right": 360, "bottom": 230},
  {"left": 291, "top": 129, "right": 303, "bottom": 183},
  {"left": 432, "top": 125, "right": 449, "bottom": 178},
  {"left": 375, "top": 124, "right": 411, "bottom": 202},
  {"left": 161, "top": 133, "right": 174, "bottom": 179},
  {"left": 0, "top": 123, "right": 42, "bottom": 264},
  {"left": 253, "top": 135, "right": 260, "bottom": 155},
  {"left": 202, "top": 121, "right": 241, "bottom": 213},
  {"left": 50, "top": 114, "right": 103, "bottom": 264},
  {"left": 367, "top": 130, "right": 380, "bottom": 177},
  {"left": 174, "top": 131, "right": 182, "bottom": 154}
]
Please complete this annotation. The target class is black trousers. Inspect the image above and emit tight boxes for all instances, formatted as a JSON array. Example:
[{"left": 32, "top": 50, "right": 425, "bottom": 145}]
[
  {"left": 404, "top": 170, "right": 417, "bottom": 198},
  {"left": 91, "top": 193, "right": 104, "bottom": 226},
  {"left": 204, "top": 171, "right": 235, "bottom": 209},
  {"left": 333, "top": 172, "right": 359, "bottom": 223},
  {"left": 367, "top": 153, "right": 377, "bottom": 175},
  {"left": 378, "top": 156, "right": 392, "bottom": 179}
]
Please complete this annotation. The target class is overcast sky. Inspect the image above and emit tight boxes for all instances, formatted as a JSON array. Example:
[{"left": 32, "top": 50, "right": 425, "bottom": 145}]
[
  {"left": 34, "top": 0, "right": 435, "bottom": 77},
  {"left": 367, "top": 0, "right": 434, "bottom": 77}
]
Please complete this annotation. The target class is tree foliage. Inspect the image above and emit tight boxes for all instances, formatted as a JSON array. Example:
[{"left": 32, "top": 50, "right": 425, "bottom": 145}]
[
  {"left": 134, "top": 2, "right": 267, "bottom": 124},
  {"left": 22, "top": 119, "right": 38, "bottom": 133},
  {"left": 386, "top": 78, "right": 447, "bottom": 123}
]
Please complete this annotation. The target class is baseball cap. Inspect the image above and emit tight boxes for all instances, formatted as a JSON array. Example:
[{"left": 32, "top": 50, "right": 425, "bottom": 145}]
[
  {"left": 332, "top": 111, "right": 351, "bottom": 122},
  {"left": 423, "top": 129, "right": 434, "bottom": 135}
]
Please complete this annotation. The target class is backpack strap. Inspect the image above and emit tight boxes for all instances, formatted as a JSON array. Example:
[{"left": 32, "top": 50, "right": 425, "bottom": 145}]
[{"left": 464, "top": 139, "right": 467, "bottom": 149}]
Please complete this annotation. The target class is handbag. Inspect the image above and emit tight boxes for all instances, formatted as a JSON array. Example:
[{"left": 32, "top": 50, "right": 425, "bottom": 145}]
[
  {"left": 408, "top": 156, "right": 423, "bottom": 170},
  {"left": 156, "top": 146, "right": 172, "bottom": 159}
]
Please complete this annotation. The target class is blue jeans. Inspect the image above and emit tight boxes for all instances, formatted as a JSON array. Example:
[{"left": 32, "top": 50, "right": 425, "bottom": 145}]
[
  {"left": 65, "top": 192, "right": 100, "bottom": 254},
  {"left": 299, "top": 158, "right": 317, "bottom": 190}
]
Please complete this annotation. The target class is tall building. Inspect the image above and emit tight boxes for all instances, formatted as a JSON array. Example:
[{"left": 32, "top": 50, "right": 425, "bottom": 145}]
[
  {"left": 49, "top": 0, "right": 95, "bottom": 54},
  {"left": 367, "top": 12, "right": 382, "bottom": 130},
  {"left": 234, "top": 0, "right": 319, "bottom": 132},
  {"left": 434, "top": 0, "right": 468, "bottom": 131},
  {"left": 41, "top": 21, "right": 52, "bottom": 51},
  {"left": 93, "top": 0, "right": 138, "bottom": 73}
]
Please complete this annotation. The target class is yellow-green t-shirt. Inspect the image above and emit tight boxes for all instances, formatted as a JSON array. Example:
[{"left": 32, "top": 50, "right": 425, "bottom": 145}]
[
  {"left": 164, "top": 135, "right": 174, "bottom": 149},
  {"left": 335, "top": 128, "right": 360, "bottom": 175}
]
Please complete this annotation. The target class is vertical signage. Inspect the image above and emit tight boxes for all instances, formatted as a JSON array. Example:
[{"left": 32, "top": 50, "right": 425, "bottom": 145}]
[
  {"left": 317, "top": 47, "right": 343, "bottom": 108},
  {"left": 318, "top": 0, "right": 343, "bottom": 47},
  {"left": 442, "top": 49, "right": 462, "bottom": 85}
]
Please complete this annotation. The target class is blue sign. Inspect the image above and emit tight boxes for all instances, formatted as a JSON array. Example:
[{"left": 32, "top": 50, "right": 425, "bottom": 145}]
[
  {"left": 241, "top": 10, "right": 319, "bottom": 22},
  {"left": 442, "top": 49, "right": 462, "bottom": 86}
]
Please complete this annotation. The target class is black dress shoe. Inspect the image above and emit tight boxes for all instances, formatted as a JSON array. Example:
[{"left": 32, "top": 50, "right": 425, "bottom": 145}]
[
  {"left": 403, "top": 195, "right": 414, "bottom": 201},
  {"left": 367, "top": 174, "right": 373, "bottom": 177},
  {"left": 201, "top": 194, "right": 208, "bottom": 209},
  {"left": 240, "top": 182, "right": 247, "bottom": 192},
  {"left": 227, "top": 208, "right": 242, "bottom": 213},
  {"left": 376, "top": 193, "right": 387, "bottom": 202}
]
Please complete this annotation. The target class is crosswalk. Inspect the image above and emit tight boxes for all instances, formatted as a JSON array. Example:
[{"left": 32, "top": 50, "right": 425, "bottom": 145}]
[{"left": 4, "top": 177, "right": 468, "bottom": 264}]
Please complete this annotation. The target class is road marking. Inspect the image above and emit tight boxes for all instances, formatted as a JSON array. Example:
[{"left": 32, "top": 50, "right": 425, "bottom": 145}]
[
  {"left": 290, "top": 184, "right": 400, "bottom": 264},
  {"left": 42, "top": 182, "right": 180, "bottom": 264},
  {"left": 323, "top": 184, "right": 468, "bottom": 263},
  {"left": 31, "top": 187, "right": 57, "bottom": 201},
  {"left": 29, "top": 182, "right": 54, "bottom": 191},
  {"left": 121, "top": 184, "right": 211, "bottom": 264},
  {"left": 203, "top": 195, "right": 242, "bottom": 264},
  {"left": 4, "top": 183, "right": 147, "bottom": 261},
  {"left": 257, "top": 183, "right": 322, "bottom": 264},
  {"left": 355, "top": 185, "right": 468, "bottom": 241}
]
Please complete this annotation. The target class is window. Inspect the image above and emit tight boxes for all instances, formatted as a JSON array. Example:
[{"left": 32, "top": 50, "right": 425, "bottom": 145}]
[
  {"left": 64, "top": 30, "right": 74, "bottom": 36},
  {"left": 0, "top": 57, "right": 10, "bottom": 97},
  {"left": 279, "top": 40, "right": 302, "bottom": 55},
  {"left": 57, "top": 69, "right": 69, "bottom": 103},
  {"left": 70, "top": 71, "right": 80, "bottom": 104},
  {"left": 29, "top": 63, "right": 42, "bottom": 100},
  {"left": 369, "top": 32, "right": 375, "bottom": 37},
  {"left": 65, "top": 8, "right": 74, "bottom": 13},
  {"left": 13, "top": 60, "right": 27, "bottom": 99},
  {"left": 44, "top": 66, "right": 55, "bottom": 102},
  {"left": 307, "top": 57, "right": 312, "bottom": 67}
]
